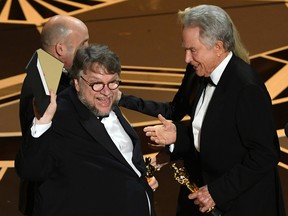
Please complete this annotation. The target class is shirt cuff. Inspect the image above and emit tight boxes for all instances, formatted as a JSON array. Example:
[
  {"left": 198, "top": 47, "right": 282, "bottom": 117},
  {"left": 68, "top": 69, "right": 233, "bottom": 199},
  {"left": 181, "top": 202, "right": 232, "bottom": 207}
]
[{"left": 31, "top": 117, "right": 52, "bottom": 138}]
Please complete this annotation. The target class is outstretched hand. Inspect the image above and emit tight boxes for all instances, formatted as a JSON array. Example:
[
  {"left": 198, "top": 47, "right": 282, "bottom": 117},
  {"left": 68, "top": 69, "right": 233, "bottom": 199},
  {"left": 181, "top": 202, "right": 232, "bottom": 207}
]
[
  {"left": 33, "top": 91, "right": 57, "bottom": 124},
  {"left": 143, "top": 114, "right": 176, "bottom": 146}
]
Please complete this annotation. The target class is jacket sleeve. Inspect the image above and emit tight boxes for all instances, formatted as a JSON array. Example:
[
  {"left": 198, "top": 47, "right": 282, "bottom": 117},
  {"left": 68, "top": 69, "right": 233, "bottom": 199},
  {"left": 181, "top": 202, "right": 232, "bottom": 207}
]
[
  {"left": 15, "top": 127, "right": 62, "bottom": 181},
  {"left": 119, "top": 64, "right": 197, "bottom": 121}
]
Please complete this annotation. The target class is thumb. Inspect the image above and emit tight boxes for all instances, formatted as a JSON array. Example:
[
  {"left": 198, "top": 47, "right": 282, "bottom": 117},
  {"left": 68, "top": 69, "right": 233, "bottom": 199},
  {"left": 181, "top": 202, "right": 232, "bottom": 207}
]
[
  {"left": 157, "top": 114, "right": 169, "bottom": 126},
  {"left": 188, "top": 191, "right": 198, "bottom": 200}
]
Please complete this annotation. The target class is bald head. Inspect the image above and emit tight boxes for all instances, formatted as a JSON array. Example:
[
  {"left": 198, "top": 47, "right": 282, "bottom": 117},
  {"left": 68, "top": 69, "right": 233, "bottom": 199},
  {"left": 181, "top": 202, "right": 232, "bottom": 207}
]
[{"left": 41, "top": 15, "right": 89, "bottom": 70}]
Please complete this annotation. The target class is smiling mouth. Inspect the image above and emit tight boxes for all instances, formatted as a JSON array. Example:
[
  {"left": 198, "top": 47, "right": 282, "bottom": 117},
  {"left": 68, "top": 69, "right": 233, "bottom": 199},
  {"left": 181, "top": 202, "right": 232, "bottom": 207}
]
[{"left": 97, "top": 96, "right": 111, "bottom": 106}]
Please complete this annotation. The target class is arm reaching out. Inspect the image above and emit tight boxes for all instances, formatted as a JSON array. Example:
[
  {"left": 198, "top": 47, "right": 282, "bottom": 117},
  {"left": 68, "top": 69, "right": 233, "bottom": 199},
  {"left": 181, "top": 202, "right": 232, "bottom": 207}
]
[{"left": 143, "top": 114, "right": 177, "bottom": 145}]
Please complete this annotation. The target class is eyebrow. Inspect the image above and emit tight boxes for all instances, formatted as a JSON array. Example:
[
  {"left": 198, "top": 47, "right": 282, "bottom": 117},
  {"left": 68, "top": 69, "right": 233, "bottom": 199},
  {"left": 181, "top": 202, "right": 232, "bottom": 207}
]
[{"left": 84, "top": 74, "right": 119, "bottom": 82}]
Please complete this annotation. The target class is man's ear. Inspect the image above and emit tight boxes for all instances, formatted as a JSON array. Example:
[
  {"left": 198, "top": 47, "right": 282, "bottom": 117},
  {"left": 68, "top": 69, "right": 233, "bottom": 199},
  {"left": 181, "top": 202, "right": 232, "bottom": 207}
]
[
  {"left": 214, "top": 40, "right": 225, "bottom": 56},
  {"left": 55, "top": 43, "right": 64, "bottom": 56},
  {"left": 74, "top": 79, "right": 80, "bottom": 92}
]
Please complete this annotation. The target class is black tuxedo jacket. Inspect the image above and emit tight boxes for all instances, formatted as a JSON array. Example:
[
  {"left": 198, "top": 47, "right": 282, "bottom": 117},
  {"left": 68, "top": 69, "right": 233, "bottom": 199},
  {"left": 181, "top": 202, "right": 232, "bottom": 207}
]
[
  {"left": 119, "top": 64, "right": 199, "bottom": 121},
  {"left": 174, "top": 55, "right": 285, "bottom": 216},
  {"left": 18, "top": 72, "right": 70, "bottom": 215},
  {"left": 16, "top": 87, "right": 155, "bottom": 216}
]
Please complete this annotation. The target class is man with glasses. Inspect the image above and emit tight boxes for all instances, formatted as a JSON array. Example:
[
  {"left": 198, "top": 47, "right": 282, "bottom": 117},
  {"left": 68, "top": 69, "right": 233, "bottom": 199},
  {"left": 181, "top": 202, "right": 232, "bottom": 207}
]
[
  {"left": 80, "top": 75, "right": 121, "bottom": 92},
  {"left": 15, "top": 44, "right": 158, "bottom": 216}
]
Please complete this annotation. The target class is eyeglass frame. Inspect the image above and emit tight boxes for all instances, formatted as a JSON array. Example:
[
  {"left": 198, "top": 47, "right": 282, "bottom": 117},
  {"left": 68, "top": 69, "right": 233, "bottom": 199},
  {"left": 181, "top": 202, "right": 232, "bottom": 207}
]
[{"left": 80, "top": 75, "right": 121, "bottom": 92}]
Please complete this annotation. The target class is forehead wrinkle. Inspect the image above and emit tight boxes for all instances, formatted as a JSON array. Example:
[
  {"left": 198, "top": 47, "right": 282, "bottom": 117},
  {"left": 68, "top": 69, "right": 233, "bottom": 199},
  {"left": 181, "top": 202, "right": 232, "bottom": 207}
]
[{"left": 89, "top": 63, "right": 107, "bottom": 75}]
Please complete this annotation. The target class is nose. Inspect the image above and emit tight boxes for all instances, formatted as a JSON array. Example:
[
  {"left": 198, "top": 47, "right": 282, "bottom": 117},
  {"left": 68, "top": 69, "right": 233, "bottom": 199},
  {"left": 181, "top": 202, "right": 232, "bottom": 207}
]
[
  {"left": 100, "top": 84, "right": 112, "bottom": 96},
  {"left": 185, "top": 50, "right": 192, "bottom": 64}
]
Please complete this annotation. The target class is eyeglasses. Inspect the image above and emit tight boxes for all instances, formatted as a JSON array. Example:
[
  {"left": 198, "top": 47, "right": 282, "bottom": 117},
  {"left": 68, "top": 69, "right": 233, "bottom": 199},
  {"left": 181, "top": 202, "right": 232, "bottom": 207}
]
[{"left": 80, "top": 76, "right": 121, "bottom": 92}]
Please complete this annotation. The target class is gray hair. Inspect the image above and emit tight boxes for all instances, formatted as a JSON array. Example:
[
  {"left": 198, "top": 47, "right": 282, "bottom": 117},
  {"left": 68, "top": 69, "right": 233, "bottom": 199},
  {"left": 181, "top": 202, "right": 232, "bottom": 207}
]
[
  {"left": 178, "top": 5, "right": 250, "bottom": 63},
  {"left": 178, "top": 5, "right": 234, "bottom": 50},
  {"left": 69, "top": 43, "right": 121, "bottom": 80}
]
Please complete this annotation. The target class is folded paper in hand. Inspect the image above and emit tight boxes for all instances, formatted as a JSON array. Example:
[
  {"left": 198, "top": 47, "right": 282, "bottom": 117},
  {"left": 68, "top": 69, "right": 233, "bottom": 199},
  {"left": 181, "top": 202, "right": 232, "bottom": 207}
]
[{"left": 25, "top": 48, "right": 64, "bottom": 116}]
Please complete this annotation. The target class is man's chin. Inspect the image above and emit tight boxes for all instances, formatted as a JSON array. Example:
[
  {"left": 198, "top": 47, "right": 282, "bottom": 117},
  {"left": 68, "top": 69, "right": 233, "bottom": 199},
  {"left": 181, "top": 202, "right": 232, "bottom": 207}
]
[
  {"left": 97, "top": 107, "right": 111, "bottom": 116},
  {"left": 98, "top": 112, "right": 110, "bottom": 117}
]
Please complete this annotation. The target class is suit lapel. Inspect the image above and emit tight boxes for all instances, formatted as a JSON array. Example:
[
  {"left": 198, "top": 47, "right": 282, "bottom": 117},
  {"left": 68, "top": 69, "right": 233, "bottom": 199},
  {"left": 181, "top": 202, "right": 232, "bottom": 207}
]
[
  {"left": 82, "top": 116, "right": 127, "bottom": 162},
  {"left": 68, "top": 88, "right": 129, "bottom": 165},
  {"left": 201, "top": 55, "right": 237, "bottom": 136},
  {"left": 112, "top": 107, "right": 145, "bottom": 174},
  {"left": 83, "top": 116, "right": 143, "bottom": 175},
  {"left": 113, "top": 106, "right": 138, "bottom": 143},
  {"left": 69, "top": 88, "right": 144, "bottom": 175},
  {"left": 204, "top": 55, "right": 236, "bottom": 116}
]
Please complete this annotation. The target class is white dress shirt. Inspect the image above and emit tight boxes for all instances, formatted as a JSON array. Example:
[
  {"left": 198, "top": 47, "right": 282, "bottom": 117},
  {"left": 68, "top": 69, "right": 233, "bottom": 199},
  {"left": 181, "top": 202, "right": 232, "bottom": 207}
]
[
  {"left": 101, "top": 111, "right": 141, "bottom": 177},
  {"left": 192, "top": 51, "right": 232, "bottom": 152},
  {"left": 101, "top": 111, "right": 151, "bottom": 215}
]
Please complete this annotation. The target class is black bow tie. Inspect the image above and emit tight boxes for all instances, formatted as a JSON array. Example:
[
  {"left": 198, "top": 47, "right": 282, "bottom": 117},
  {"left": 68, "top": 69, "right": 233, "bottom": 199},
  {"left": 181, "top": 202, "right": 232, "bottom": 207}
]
[
  {"left": 203, "top": 77, "right": 216, "bottom": 87},
  {"left": 97, "top": 115, "right": 109, "bottom": 121}
]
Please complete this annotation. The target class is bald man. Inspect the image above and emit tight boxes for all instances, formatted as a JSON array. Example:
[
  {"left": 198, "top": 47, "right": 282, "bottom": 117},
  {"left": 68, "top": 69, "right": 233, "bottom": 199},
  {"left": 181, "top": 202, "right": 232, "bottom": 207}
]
[
  {"left": 18, "top": 15, "right": 89, "bottom": 215},
  {"left": 41, "top": 15, "right": 89, "bottom": 73}
]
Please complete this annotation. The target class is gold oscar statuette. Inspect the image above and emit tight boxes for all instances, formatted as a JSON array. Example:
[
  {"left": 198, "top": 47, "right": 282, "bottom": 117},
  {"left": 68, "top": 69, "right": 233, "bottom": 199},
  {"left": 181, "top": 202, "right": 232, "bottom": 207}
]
[
  {"left": 145, "top": 157, "right": 155, "bottom": 178},
  {"left": 171, "top": 163, "right": 222, "bottom": 216}
]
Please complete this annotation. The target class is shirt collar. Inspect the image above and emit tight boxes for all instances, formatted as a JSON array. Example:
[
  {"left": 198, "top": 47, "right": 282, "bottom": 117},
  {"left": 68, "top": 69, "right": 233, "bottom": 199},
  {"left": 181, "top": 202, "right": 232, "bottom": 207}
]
[{"left": 210, "top": 51, "right": 232, "bottom": 85}]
